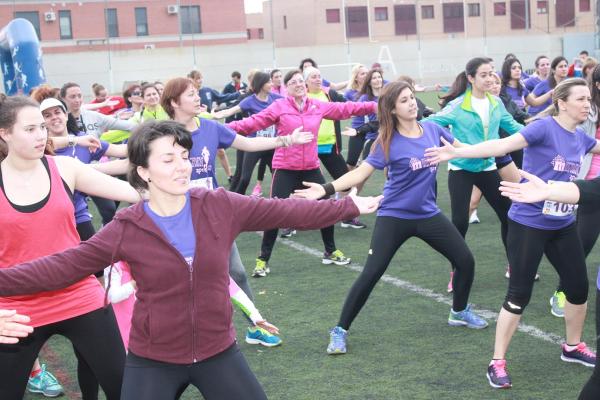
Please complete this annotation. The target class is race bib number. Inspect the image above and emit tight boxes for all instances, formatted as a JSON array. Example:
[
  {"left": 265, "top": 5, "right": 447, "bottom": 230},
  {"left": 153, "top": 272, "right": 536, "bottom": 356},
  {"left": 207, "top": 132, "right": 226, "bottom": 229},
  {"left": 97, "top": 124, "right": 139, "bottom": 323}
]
[
  {"left": 256, "top": 125, "right": 276, "bottom": 138},
  {"left": 542, "top": 181, "right": 577, "bottom": 217},
  {"left": 190, "top": 177, "right": 214, "bottom": 190}
]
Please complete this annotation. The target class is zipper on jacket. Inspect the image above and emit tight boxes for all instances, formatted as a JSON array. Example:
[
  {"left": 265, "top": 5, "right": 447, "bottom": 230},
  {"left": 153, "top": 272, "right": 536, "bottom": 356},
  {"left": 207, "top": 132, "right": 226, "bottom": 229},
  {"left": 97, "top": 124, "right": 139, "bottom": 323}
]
[{"left": 189, "top": 261, "right": 197, "bottom": 363}]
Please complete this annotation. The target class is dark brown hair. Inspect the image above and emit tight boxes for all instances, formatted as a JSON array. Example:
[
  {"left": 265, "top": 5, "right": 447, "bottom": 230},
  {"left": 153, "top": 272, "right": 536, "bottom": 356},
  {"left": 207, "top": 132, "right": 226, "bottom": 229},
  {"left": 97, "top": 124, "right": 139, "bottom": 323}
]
[
  {"left": 160, "top": 77, "right": 196, "bottom": 119},
  {"left": 0, "top": 94, "right": 44, "bottom": 161}
]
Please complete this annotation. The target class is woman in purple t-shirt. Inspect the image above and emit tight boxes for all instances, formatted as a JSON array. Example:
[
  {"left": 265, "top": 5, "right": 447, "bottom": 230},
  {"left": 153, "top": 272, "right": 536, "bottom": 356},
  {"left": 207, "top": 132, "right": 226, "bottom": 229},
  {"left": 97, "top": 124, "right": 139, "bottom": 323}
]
[
  {"left": 295, "top": 81, "right": 488, "bottom": 355},
  {"left": 426, "top": 78, "right": 600, "bottom": 390},
  {"left": 529, "top": 56, "right": 569, "bottom": 116}
]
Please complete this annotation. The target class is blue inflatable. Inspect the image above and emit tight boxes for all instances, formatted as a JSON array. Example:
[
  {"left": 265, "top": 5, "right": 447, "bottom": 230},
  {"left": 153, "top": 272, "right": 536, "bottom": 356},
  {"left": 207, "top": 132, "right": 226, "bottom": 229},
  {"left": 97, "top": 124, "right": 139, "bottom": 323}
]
[{"left": 0, "top": 18, "right": 46, "bottom": 95}]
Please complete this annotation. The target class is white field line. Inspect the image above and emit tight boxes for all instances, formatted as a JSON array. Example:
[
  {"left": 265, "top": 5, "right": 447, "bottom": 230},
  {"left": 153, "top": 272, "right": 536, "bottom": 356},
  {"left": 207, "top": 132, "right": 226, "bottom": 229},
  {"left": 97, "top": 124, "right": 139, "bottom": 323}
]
[{"left": 279, "top": 238, "right": 568, "bottom": 346}]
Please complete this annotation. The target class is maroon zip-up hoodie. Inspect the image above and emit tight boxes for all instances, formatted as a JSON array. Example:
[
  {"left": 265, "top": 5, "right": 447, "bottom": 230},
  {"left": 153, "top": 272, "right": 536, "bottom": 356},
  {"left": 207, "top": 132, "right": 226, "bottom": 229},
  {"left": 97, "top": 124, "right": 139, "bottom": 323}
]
[{"left": 0, "top": 188, "right": 359, "bottom": 364}]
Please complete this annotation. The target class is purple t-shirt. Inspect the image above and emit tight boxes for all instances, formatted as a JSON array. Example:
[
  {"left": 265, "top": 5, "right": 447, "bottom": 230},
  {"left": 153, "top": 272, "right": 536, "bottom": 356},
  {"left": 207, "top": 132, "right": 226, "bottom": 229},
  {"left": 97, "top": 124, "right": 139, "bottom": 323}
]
[
  {"left": 524, "top": 76, "right": 542, "bottom": 92},
  {"left": 238, "top": 93, "right": 282, "bottom": 138},
  {"left": 54, "top": 133, "right": 109, "bottom": 224},
  {"left": 529, "top": 79, "right": 552, "bottom": 116},
  {"left": 144, "top": 192, "right": 195, "bottom": 267},
  {"left": 344, "top": 89, "right": 359, "bottom": 102},
  {"left": 365, "top": 121, "right": 454, "bottom": 219},
  {"left": 357, "top": 94, "right": 379, "bottom": 140},
  {"left": 189, "top": 119, "right": 237, "bottom": 190},
  {"left": 504, "top": 85, "right": 530, "bottom": 109},
  {"left": 509, "top": 117, "right": 597, "bottom": 230}
]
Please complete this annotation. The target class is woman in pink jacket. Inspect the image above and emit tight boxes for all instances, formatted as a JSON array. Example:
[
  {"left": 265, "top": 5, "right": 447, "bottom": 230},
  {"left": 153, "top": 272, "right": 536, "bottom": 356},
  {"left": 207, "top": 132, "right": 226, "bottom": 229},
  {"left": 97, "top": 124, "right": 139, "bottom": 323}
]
[{"left": 228, "top": 69, "right": 377, "bottom": 277}]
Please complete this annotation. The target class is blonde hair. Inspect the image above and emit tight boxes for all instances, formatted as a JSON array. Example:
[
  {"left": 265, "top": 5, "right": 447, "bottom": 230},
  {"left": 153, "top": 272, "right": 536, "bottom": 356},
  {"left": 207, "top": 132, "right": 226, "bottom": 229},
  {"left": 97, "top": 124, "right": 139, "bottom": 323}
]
[{"left": 347, "top": 64, "right": 367, "bottom": 92}]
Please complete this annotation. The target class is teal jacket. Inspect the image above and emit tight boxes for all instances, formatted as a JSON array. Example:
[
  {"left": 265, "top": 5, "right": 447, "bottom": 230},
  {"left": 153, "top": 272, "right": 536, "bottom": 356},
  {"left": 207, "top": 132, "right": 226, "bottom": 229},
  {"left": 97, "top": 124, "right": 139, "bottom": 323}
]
[{"left": 426, "top": 88, "right": 523, "bottom": 172}]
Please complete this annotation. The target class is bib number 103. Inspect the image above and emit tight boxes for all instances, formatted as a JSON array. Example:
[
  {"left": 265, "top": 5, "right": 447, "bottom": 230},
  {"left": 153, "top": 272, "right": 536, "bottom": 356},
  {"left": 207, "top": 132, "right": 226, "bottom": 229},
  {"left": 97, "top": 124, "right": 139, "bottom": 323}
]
[{"left": 542, "top": 200, "right": 577, "bottom": 217}]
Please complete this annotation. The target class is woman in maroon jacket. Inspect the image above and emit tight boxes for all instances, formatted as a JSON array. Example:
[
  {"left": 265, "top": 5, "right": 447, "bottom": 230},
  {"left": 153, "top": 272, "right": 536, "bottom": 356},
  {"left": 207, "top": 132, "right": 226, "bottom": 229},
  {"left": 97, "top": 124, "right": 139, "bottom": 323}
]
[{"left": 0, "top": 120, "right": 382, "bottom": 400}]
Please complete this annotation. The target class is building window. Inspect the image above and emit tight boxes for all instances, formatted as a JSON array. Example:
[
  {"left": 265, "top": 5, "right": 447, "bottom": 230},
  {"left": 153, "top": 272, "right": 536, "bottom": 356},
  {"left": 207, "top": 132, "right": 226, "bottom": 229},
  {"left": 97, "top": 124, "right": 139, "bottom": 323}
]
[
  {"left": 494, "top": 2, "right": 506, "bottom": 15},
  {"left": 394, "top": 5, "right": 416, "bottom": 35},
  {"left": 326, "top": 9, "right": 340, "bottom": 23},
  {"left": 180, "top": 5, "right": 201, "bottom": 34},
  {"left": 135, "top": 7, "right": 148, "bottom": 36},
  {"left": 443, "top": 3, "right": 465, "bottom": 33},
  {"left": 374, "top": 7, "right": 388, "bottom": 21},
  {"left": 105, "top": 8, "right": 119, "bottom": 38},
  {"left": 510, "top": 0, "right": 530, "bottom": 29},
  {"left": 536, "top": 0, "right": 548, "bottom": 13},
  {"left": 283, "top": 15, "right": 287, "bottom": 29},
  {"left": 14, "top": 11, "right": 41, "bottom": 39},
  {"left": 58, "top": 10, "right": 72, "bottom": 39},
  {"left": 247, "top": 29, "right": 251, "bottom": 39},
  {"left": 556, "top": 0, "right": 575, "bottom": 26},
  {"left": 468, "top": 3, "right": 480, "bottom": 16},
  {"left": 345, "top": 6, "right": 368, "bottom": 38},
  {"left": 421, "top": 5, "right": 434, "bottom": 19},
  {"left": 580, "top": 0, "right": 591, "bottom": 11},
  {"left": 258, "top": 28, "right": 264, "bottom": 39}
]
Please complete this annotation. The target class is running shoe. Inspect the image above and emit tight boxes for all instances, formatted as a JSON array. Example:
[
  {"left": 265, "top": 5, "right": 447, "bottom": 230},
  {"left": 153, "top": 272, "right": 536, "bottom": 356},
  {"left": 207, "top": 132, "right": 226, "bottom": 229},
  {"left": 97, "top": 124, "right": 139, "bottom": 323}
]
[
  {"left": 280, "top": 228, "right": 297, "bottom": 238},
  {"left": 322, "top": 250, "right": 350, "bottom": 265},
  {"left": 252, "top": 258, "right": 270, "bottom": 277},
  {"left": 561, "top": 342, "right": 596, "bottom": 367},
  {"left": 549, "top": 291, "right": 566, "bottom": 318},
  {"left": 251, "top": 182, "right": 262, "bottom": 197},
  {"left": 469, "top": 210, "right": 480, "bottom": 224},
  {"left": 245, "top": 326, "right": 282, "bottom": 347},
  {"left": 505, "top": 265, "right": 539, "bottom": 281},
  {"left": 327, "top": 326, "right": 348, "bottom": 355},
  {"left": 27, "top": 364, "right": 64, "bottom": 398},
  {"left": 487, "top": 359, "right": 512, "bottom": 389},
  {"left": 340, "top": 218, "right": 367, "bottom": 229},
  {"left": 448, "top": 304, "right": 488, "bottom": 329},
  {"left": 447, "top": 271, "right": 454, "bottom": 293}
]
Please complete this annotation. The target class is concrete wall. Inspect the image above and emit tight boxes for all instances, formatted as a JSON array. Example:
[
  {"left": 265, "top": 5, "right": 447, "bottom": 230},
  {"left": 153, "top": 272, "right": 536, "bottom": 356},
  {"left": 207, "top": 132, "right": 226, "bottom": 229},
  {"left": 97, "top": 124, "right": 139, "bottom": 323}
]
[{"left": 38, "top": 32, "right": 570, "bottom": 98}]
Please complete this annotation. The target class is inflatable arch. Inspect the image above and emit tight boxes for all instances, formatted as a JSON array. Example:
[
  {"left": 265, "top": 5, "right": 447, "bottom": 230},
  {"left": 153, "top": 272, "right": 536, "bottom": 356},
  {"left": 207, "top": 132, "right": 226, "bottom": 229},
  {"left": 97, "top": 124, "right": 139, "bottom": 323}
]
[{"left": 0, "top": 18, "right": 46, "bottom": 95}]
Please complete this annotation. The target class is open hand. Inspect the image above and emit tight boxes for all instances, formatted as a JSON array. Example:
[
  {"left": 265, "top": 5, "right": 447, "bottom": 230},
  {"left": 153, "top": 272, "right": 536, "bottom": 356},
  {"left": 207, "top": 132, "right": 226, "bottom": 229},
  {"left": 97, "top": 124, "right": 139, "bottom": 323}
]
[
  {"left": 342, "top": 127, "right": 357, "bottom": 137},
  {"left": 0, "top": 310, "right": 33, "bottom": 344},
  {"left": 347, "top": 188, "right": 383, "bottom": 214},
  {"left": 424, "top": 136, "right": 457, "bottom": 165},
  {"left": 294, "top": 181, "right": 326, "bottom": 200},
  {"left": 499, "top": 170, "right": 549, "bottom": 203},
  {"left": 290, "top": 126, "right": 314, "bottom": 145},
  {"left": 77, "top": 135, "right": 102, "bottom": 153},
  {"left": 256, "top": 320, "right": 279, "bottom": 335}
]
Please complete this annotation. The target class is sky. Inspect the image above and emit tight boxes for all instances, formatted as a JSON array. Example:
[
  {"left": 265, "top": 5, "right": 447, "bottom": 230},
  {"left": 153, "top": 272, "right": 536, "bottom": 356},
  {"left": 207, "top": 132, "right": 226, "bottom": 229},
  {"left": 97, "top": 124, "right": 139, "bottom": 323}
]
[{"left": 244, "top": 0, "right": 265, "bottom": 13}]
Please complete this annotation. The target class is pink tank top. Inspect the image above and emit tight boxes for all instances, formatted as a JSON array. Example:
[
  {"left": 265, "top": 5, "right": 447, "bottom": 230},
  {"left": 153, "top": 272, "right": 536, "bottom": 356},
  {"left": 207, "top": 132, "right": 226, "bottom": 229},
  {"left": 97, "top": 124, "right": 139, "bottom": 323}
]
[
  {"left": 0, "top": 156, "right": 104, "bottom": 327},
  {"left": 585, "top": 126, "right": 600, "bottom": 180}
]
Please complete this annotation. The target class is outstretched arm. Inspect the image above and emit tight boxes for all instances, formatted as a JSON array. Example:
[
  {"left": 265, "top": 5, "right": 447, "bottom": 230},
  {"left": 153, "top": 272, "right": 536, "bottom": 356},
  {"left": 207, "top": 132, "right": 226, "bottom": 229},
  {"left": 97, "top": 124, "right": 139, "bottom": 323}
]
[
  {"left": 499, "top": 169, "right": 582, "bottom": 204},
  {"left": 294, "top": 162, "right": 376, "bottom": 200},
  {"left": 425, "top": 134, "right": 528, "bottom": 164},
  {"left": 232, "top": 126, "right": 313, "bottom": 152}
]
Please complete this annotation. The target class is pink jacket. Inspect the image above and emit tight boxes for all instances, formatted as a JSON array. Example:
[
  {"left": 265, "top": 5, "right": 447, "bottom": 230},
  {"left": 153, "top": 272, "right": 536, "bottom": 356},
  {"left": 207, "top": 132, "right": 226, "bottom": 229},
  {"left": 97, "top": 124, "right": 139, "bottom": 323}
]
[{"left": 228, "top": 96, "right": 376, "bottom": 170}]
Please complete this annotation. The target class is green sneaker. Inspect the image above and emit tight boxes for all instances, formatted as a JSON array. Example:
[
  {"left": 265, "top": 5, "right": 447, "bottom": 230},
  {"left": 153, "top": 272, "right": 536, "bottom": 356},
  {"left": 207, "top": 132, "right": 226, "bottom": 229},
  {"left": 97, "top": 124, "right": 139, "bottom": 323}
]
[
  {"left": 550, "top": 291, "right": 566, "bottom": 318},
  {"left": 27, "top": 364, "right": 64, "bottom": 398},
  {"left": 253, "top": 258, "right": 270, "bottom": 277},
  {"left": 322, "top": 249, "right": 350, "bottom": 265}
]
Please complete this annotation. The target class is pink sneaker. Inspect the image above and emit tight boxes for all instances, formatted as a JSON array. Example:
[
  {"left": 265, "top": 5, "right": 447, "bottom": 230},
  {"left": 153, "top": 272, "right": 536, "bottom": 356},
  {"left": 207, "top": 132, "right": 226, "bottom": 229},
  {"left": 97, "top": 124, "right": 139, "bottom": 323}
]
[
  {"left": 251, "top": 182, "right": 262, "bottom": 197},
  {"left": 447, "top": 271, "right": 454, "bottom": 293}
]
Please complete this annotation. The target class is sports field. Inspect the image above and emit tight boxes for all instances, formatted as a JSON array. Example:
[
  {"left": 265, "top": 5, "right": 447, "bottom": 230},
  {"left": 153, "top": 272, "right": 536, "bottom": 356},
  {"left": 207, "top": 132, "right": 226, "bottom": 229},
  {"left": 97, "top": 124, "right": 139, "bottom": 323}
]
[{"left": 26, "top": 92, "right": 598, "bottom": 399}]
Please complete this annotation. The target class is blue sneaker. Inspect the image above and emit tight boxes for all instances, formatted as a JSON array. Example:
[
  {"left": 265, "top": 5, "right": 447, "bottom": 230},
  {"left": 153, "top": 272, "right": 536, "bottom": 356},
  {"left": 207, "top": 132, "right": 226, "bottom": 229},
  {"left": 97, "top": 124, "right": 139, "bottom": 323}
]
[
  {"left": 327, "top": 326, "right": 348, "bottom": 355},
  {"left": 245, "top": 327, "right": 282, "bottom": 347},
  {"left": 27, "top": 364, "right": 64, "bottom": 397},
  {"left": 448, "top": 304, "right": 488, "bottom": 329}
]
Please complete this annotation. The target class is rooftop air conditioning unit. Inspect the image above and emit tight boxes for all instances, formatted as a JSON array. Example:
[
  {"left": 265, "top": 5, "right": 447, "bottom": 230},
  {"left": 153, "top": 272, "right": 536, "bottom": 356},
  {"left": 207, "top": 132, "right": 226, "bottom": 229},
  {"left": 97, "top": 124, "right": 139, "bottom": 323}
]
[
  {"left": 144, "top": 44, "right": 155, "bottom": 50},
  {"left": 167, "top": 5, "right": 179, "bottom": 14},
  {"left": 44, "top": 11, "right": 56, "bottom": 22}
]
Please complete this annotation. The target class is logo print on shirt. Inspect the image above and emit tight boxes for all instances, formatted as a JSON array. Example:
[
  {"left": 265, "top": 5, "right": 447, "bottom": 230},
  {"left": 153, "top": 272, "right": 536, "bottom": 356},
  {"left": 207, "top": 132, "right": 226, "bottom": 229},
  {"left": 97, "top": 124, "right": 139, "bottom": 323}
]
[
  {"left": 409, "top": 157, "right": 437, "bottom": 172},
  {"left": 551, "top": 155, "right": 581, "bottom": 179},
  {"left": 190, "top": 146, "right": 212, "bottom": 175}
]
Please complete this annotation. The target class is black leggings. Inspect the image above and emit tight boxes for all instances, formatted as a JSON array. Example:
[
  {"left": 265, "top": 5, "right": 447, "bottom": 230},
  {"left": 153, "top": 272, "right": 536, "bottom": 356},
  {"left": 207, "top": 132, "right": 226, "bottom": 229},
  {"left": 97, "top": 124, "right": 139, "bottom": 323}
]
[
  {"left": 319, "top": 151, "right": 348, "bottom": 180},
  {"left": 260, "top": 168, "right": 336, "bottom": 261},
  {"left": 229, "top": 149, "right": 245, "bottom": 191},
  {"left": 121, "top": 344, "right": 266, "bottom": 400},
  {"left": 235, "top": 150, "right": 273, "bottom": 195},
  {"left": 361, "top": 138, "right": 376, "bottom": 162},
  {"left": 0, "top": 307, "right": 125, "bottom": 400},
  {"left": 503, "top": 220, "right": 588, "bottom": 315},
  {"left": 578, "top": 288, "right": 600, "bottom": 399},
  {"left": 338, "top": 214, "right": 475, "bottom": 329},
  {"left": 256, "top": 157, "right": 267, "bottom": 181},
  {"left": 346, "top": 135, "right": 366, "bottom": 167},
  {"left": 448, "top": 169, "right": 510, "bottom": 255},
  {"left": 556, "top": 202, "right": 600, "bottom": 293},
  {"left": 90, "top": 196, "right": 117, "bottom": 226}
]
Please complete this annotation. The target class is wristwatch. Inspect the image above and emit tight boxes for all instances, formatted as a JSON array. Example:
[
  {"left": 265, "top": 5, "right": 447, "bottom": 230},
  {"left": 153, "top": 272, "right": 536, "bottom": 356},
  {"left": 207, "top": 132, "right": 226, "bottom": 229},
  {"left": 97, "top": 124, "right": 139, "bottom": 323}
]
[{"left": 67, "top": 134, "right": 77, "bottom": 147}]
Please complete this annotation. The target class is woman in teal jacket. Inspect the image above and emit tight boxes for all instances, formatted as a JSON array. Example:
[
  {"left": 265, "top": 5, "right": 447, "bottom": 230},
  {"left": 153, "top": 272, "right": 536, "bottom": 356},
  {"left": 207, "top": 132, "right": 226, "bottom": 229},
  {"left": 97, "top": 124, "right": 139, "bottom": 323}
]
[{"left": 426, "top": 57, "right": 523, "bottom": 278}]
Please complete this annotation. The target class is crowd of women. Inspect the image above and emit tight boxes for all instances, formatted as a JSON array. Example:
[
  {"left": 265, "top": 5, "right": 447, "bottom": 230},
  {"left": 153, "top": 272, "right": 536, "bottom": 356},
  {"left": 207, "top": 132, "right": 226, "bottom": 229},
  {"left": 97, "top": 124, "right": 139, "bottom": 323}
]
[{"left": 0, "top": 51, "right": 599, "bottom": 399}]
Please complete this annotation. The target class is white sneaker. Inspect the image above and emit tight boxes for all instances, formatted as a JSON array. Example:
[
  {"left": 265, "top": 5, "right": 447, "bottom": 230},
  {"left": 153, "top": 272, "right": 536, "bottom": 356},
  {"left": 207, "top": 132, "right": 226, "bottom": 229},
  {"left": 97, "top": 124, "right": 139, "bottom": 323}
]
[{"left": 469, "top": 210, "right": 480, "bottom": 224}]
